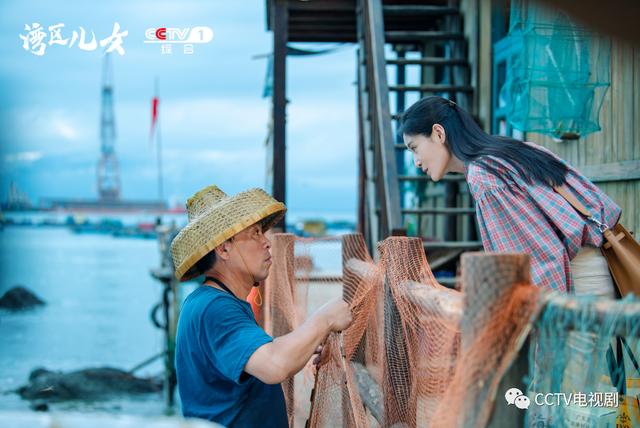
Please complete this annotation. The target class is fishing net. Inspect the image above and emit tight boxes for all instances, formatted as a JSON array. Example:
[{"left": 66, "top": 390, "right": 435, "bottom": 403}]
[
  {"left": 263, "top": 234, "right": 349, "bottom": 427},
  {"left": 501, "top": 0, "right": 611, "bottom": 139},
  {"left": 264, "top": 233, "right": 544, "bottom": 427},
  {"left": 526, "top": 294, "right": 640, "bottom": 427}
]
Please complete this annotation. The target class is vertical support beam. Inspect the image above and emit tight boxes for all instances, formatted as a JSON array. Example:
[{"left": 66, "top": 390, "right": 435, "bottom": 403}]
[
  {"left": 363, "top": 0, "right": 404, "bottom": 237},
  {"left": 444, "top": 1, "right": 461, "bottom": 242},
  {"left": 272, "top": 0, "right": 288, "bottom": 231},
  {"left": 356, "top": 13, "right": 380, "bottom": 253},
  {"left": 477, "top": 0, "right": 493, "bottom": 133},
  {"left": 263, "top": 233, "right": 296, "bottom": 426},
  {"left": 379, "top": 237, "right": 428, "bottom": 428},
  {"left": 395, "top": 48, "right": 407, "bottom": 228},
  {"left": 445, "top": 181, "right": 458, "bottom": 240},
  {"left": 395, "top": 48, "right": 407, "bottom": 172},
  {"left": 162, "top": 279, "right": 176, "bottom": 408},
  {"left": 357, "top": 49, "right": 367, "bottom": 238},
  {"left": 457, "top": 252, "right": 535, "bottom": 428}
]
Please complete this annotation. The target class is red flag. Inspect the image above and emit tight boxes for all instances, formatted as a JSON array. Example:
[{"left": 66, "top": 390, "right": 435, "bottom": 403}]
[{"left": 150, "top": 96, "right": 159, "bottom": 143}]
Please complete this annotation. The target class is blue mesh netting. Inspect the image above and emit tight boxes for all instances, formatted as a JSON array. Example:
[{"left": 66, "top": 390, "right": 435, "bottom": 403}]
[
  {"left": 527, "top": 293, "right": 640, "bottom": 426},
  {"left": 501, "top": 0, "right": 611, "bottom": 140}
]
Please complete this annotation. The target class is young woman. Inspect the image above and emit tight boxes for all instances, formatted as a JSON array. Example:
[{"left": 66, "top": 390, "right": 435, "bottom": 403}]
[
  {"left": 399, "top": 96, "right": 625, "bottom": 400},
  {"left": 399, "top": 95, "right": 621, "bottom": 298}
]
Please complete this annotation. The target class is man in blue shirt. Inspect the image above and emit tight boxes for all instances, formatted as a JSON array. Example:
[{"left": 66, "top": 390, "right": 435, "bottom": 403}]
[{"left": 171, "top": 186, "right": 352, "bottom": 427}]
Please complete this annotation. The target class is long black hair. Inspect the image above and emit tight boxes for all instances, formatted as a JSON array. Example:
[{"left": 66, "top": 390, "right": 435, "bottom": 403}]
[{"left": 398, "top": 96, "right": 568, "bottom": 186}]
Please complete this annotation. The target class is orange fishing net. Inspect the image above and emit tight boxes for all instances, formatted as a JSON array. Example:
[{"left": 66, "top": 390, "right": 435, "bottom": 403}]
[{"left": 263, "top": 233, "right": 542, "bottom": 428}]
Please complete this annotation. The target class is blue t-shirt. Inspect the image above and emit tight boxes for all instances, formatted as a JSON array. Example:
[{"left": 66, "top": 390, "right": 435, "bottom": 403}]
[{"left": 175, "top": 285, "right": 287, "bottom": 427}]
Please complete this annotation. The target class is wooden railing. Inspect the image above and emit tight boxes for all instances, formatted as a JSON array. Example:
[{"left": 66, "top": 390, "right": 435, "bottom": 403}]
[{"left": 357, "top": 0, "right": 403, "bottom": 244}]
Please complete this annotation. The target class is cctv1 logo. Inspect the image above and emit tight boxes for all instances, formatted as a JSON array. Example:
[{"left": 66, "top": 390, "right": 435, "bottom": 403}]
[{"left": 144, "top": 26, "right": 214, "bottom": 44}]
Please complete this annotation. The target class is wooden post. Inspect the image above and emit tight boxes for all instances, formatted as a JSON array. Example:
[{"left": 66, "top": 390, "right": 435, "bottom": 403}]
[
  {"left": 457, "top": 252, "right": 537, "bottom": 428},
  {"left": 272, "top": 0, "right": 288, "bottom": 231},
  {"left": 263, "top": 233, "right": 296, "bottom": 426},
  {"left": 342, "top": 233, "right": 374, "bottom": 363},
  {"left": 362, "top": 0, "right": 403, "bottom": 237},
  {"left": 357, "top": 57, "right": 367, "bottom": 238},
  {"left": 379, "top": 236, "right": 431, "bottom": 428}
]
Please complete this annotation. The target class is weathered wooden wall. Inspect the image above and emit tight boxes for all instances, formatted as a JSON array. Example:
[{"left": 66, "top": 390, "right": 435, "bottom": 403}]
[
  {"left": 463, "top": 0, "right": 639, "bottom": 236},
  {"left": 526, "top": 43, "right": 640, "bottom": 236}
]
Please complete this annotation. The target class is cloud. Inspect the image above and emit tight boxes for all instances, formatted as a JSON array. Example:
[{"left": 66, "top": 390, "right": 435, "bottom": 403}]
[
  {"left": 297, "top": 176, "right": 355, "bottom": 190},
  {"left": 161, "top": 97, "right": 270, "bottom": 143},
  {"left": 161, "top": 147, "right": 263, "bottom": 166},
  {"left": 52, "top": 117, "right": 79, "bottom": 140},
  {"left": 5, "top": 107, "right": 93, "bottom": 152},
  {"left": 3, "top": 151, "right": 44, "bottom": 163}
]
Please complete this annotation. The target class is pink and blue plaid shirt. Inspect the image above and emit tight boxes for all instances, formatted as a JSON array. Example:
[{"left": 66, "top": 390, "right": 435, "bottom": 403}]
[{"left": 465, "top": 142, "right": 621, "bottom": 293}]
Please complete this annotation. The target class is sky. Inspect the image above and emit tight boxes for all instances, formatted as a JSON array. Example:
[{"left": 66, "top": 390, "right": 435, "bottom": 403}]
[{"left": 0, "top": 0, "right": 359, "bottom": 221}]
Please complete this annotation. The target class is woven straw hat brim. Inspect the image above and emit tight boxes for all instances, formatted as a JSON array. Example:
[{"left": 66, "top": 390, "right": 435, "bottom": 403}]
[{"left": 171, "top": 189, "right": 285, "bottom": 282}]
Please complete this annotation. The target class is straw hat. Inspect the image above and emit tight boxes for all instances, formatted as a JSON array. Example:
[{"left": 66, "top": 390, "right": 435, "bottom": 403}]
[{"left": 170, "top": 185, "right": 286, "bottom": 281}]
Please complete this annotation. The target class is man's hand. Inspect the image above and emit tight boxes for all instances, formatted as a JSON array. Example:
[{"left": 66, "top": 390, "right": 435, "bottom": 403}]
[
  {"left": 317, "top": 298, "right": 352, "bottom": 332},
  {"left": 245, "top": 298, "right": 352, "bottom": 384}
]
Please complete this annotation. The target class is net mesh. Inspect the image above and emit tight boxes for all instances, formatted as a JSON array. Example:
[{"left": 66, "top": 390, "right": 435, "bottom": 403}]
[
  {"left": 527, "top": 294, "right": 640, "bottom": 426},
  {"left": 263, "top": 233, "right": 546, "bottom": 427},
  {"left": 501, "top": 0, "right": 611, "bottom": 139}
]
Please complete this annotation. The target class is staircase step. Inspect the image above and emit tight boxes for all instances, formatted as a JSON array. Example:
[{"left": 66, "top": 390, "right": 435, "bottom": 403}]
[
  {"left": 402, "top": 207, "right": 476, "bottom": 215},
  {"left": 389, "top": 84, "right": 474, "bottom": 93},
  {"left": 386, "top": 57, "right": 468, "bottom": 67},
  {"left": 436, "top": 277, "right": 459, "bottom": 287},
  {"left": 424, "top": 241, "right": 483, "bottom": 250},
  {"left": 385, "top": 31, "right": 464, "bottom": 42},
  {"left": 428, "top": 248, "right": 465, "bottom": 271},
  {"left": 398, "top": 174, "right": 467, "bottom": 182},
  {"left": 383, "top": 5, "right": 459, "bottom": 16}
]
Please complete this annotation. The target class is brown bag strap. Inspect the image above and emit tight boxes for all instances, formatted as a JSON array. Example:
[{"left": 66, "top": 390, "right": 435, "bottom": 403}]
[
  {"left": 553, "top": 185, "right": 593, "bottom": 217},
  {"left": 553, "top": 184, "right": 610, "bottom": 232}
]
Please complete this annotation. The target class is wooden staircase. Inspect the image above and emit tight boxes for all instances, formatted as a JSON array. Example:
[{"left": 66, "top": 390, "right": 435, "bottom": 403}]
[{"left": 356, "top": 0, "right": 481, "bottom": 286}]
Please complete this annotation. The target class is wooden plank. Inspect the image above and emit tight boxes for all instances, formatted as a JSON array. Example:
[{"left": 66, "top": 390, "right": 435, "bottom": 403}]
[
  {"left": 577, "top": 160, "right": 640, "bottom": 183},
  {"left": 357, "top": 53, "right": 367, "bottom": 237},
  {"left": 622, "top": 43, "right": 634, "bottom": 161},
  {"left": 627, "top": 181, "right": 638, "bottom": 236},
  {"left": 534, "top": 0, "right": 640, "bottom": 51},
  {"left": 356, "top": 17, "right": 379, "bottom": 249},
  {"left": 364, "top": 0, "right": 403, "bottom": 235},
  {"left": 386, "top": 57, "right": 468, "bottom": 66},
  {"left": 389, "top": 84, "right": 473, "bottom": 93},
  {"left": 398, "top": 173, "right": 466, "bottom": 182},
  {"left": 477, "top": 0, "right": 492, "bottom": 131},
  {"left": 424, "top": 241, "right": 483, "bottom": 250},
  {"left": 402, "top": 207, "right": 475, "bottom": 215},
  {"left": 635, "top": 46, "right": 640, "bottom": 160},
  {"left": 272, "top": 0, "right": 288, "bottom": 230},
  {"left": 611, "top": 42, "right": 622, "bottom": 163},
  {"left": 286, "top": 0, "right": 355, "bottom": 13},
  {"left": 459, "top": 253, "right": 537, "bottom": 428},
  {"left": 288, "top": 32, "right": 356, "bottom": 43},
  {"left": 385, "top": 31, "right": 465, "bottom": 42},
  {"left": 382, "top": 5, "right": 459, "bottom": 16},
  {"left": 624, "top": 182, "right": 632, "bottom": 235}
]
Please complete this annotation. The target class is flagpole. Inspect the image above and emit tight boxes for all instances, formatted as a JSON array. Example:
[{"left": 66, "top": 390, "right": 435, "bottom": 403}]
[{"left": 155, "top": 77, "right": 164, "bottom": 205}]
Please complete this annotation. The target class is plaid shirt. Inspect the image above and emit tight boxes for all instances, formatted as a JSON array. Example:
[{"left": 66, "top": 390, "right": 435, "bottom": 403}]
[{"left": 465, "top": 142, "right": 621, "bottom": 293}]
